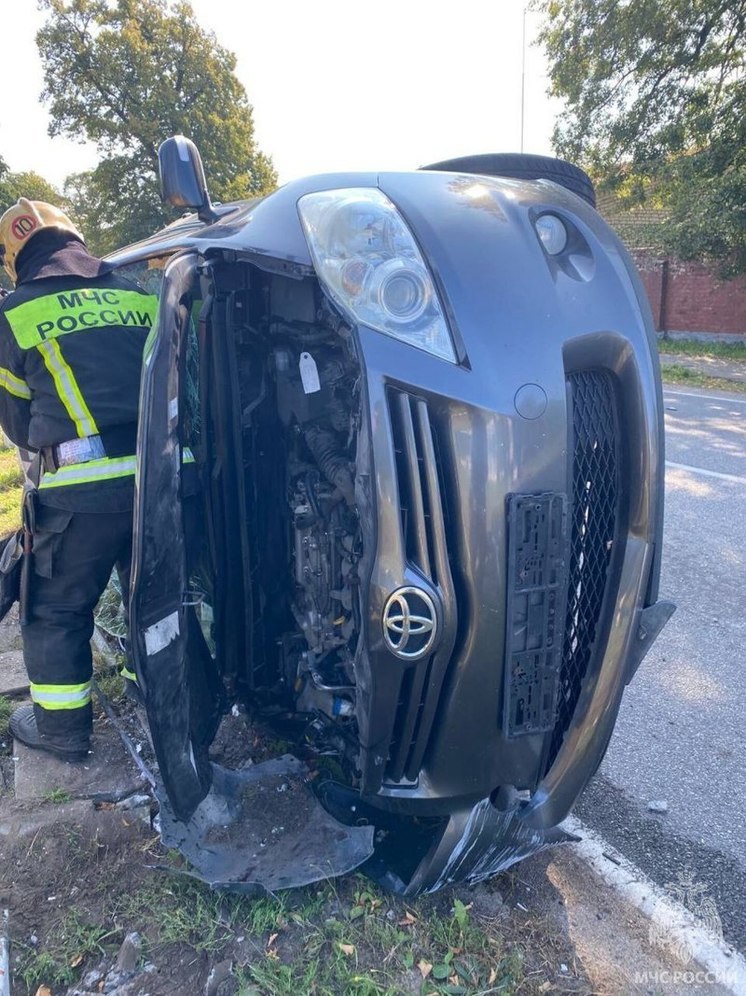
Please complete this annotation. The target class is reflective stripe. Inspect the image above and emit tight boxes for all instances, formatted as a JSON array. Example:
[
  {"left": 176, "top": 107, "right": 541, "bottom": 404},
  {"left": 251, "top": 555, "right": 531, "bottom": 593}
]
[
  {"left": 38, "top": 339, "right": 98, "bottom": 438},
  {"left": 40, "top": 454, "right": 137, "bottom": 489},
  {"left": 30, "top": 680, "right": 91, "bottom": 711},
  {"left": 0, "top": 366, "right": 31, "bottom": 399},
  {"left": 5, "top": 289, "right": 158, "bottom": 349},
  {"left": 121, "top": 667, "right": 138, "bottom": 682},
  {"left": 39, "top": 446, "right": 192, "bottom": 489}
]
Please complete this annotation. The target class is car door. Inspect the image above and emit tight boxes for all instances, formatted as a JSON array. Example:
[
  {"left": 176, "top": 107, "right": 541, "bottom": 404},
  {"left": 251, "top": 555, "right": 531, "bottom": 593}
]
[{"left": 129, "top": 251, "right": 222, "bottom": 820}]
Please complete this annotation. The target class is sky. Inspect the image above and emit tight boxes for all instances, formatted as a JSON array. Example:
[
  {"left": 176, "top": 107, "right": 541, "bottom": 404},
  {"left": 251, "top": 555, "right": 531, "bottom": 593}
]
[{"left": 2, "top": 0, "right": 563, "bottom": 190}]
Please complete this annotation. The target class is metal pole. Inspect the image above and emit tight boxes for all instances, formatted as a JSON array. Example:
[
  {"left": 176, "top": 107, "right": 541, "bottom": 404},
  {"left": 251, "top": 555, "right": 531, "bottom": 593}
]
[{"left": 520, "top": 6, "right": 527, "bottom": 152}]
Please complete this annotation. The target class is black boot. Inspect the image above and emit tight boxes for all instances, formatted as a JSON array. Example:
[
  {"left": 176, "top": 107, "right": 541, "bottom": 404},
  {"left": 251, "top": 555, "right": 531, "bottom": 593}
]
[{"left": 10, "top": 704, "right": 90, "bottom": 761}]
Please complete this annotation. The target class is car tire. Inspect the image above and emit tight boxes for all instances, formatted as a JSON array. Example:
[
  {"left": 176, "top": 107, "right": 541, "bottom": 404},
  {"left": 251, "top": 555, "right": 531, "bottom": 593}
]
[{"left": 421, "top": 153, "right": 596, "bottom": 208}]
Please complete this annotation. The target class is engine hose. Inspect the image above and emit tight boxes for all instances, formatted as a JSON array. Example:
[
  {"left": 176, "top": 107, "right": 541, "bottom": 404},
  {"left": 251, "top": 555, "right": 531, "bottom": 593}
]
[
  {"left": 304, "top": 424, "right": 355, "bottom": 506},
  {"left": 305, "top": 471, "right": 323, "bottom": 518}
]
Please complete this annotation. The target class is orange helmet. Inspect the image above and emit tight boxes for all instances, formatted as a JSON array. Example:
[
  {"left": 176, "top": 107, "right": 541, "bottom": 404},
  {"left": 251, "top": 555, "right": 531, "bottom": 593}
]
[{"left": 0, "top": 198, "right": 83, "bottom": 284}]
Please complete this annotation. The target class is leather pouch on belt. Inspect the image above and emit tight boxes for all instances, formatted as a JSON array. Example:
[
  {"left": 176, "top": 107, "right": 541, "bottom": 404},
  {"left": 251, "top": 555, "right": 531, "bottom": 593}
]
[{"left": 32, "top": 504, "right": 74, "bottom": 579}]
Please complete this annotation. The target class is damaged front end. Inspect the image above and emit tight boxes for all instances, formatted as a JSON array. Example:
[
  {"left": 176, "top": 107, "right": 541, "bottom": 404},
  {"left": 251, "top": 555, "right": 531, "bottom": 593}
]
[{"left": 122, "top": 147, "right": 673, "bottom": 895}]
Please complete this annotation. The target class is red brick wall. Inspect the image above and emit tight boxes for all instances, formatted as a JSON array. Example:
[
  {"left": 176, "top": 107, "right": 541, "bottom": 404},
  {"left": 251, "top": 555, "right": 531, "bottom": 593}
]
[{"left": 631, "top": 252, "right": 746, "bottom": 336}]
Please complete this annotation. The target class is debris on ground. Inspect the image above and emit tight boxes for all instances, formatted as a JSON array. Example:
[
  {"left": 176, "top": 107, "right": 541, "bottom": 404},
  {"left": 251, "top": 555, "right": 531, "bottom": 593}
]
[{"left": 647, "top": 799, "right": 670, "bottom": 814}]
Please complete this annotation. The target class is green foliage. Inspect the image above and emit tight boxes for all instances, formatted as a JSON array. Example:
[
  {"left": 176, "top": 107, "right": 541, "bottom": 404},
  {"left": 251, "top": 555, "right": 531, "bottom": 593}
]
[
  {"left": 0, "top": 160, "right": 65, "bottom": 289},
  {"left": 0, "top": 445, "right": 24, "bottom": 533},
  {"left": 0, "top": 166, "right": 62, "bottom": 216},
  {"left": 536, "top": 0, "right": 746, "bottom": 275},
  {"left": 0, "top": 694, "right": 12, "bottom": 743},
  {"left": 114, "top": 874, "right": 526, "bottom": 995},
  {"left": 37, "top": 0, "right": 277, "bottom": 254},
  {"left": 43, "top": 787, "right": 73, "bottom": 804},
  {"left": 660, "top": 363, "right": 746, "bottom": 392},
  {"left": 658, "top": 336, "right": 746, "bottom": 361},
  {"left": 17, "top": 908, "right": 112, "bottom": 990}
]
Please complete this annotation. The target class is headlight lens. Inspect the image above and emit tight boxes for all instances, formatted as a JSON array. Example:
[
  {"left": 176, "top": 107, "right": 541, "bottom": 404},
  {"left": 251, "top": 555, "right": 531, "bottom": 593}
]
[
  {"left": 298, "top": 188, "right": 456, "bottom": 362},
  {"left": 534, "top": 213, "right": 568, "bottom": 255}
]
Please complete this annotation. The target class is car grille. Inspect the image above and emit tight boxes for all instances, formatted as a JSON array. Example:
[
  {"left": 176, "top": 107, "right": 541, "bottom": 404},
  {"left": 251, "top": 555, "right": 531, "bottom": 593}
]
[
  {"left": 385, "top": 390, "right": 457, "bottom": 783},
  {"left": 546, "top": 368, "right": 623, "bottom": 769}
]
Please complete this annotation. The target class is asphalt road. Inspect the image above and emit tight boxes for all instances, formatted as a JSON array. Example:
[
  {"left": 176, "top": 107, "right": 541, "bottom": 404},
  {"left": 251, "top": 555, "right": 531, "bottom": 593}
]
[{"left": 575, "top": 385, "right": 746, "bottom": 954}]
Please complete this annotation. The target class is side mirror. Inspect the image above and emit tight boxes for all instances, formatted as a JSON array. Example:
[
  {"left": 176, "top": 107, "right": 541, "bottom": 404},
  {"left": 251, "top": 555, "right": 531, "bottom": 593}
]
[{"left": 158, "top": 136, "right": 218, "bottom": 224}]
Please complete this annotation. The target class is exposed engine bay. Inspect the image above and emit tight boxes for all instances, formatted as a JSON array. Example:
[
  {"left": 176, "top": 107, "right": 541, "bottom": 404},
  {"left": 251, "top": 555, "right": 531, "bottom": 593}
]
[
  {"left": 276, "top": 348, "right": 362, "bottom": 715},
  {"left": 204, "top": 265, "right": 366, "bottom": 776}
]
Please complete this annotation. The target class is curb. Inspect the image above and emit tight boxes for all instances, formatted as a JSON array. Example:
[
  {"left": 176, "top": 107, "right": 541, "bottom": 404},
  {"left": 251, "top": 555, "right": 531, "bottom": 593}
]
[{"left": 564, "top": 816, "right": 746, "bottom": 995}]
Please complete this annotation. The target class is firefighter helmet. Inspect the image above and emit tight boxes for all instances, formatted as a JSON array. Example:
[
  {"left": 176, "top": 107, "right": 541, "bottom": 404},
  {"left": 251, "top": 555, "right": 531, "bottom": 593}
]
[{"left": 0, "top": 198, "right": 83, "bottom": 284}]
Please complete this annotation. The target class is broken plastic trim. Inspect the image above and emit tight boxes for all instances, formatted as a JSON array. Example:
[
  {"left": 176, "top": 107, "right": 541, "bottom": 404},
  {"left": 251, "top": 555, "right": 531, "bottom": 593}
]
[
  {"left": 317, "top": 782, "right": 577, "bottom": 896},
  {"left": 156, "top": 757, "right": 375, "bottom": 894}
]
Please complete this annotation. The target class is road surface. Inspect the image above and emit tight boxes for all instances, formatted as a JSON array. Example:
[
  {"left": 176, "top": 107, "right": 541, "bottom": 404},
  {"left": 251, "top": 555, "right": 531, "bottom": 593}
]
[{"left": 576, "top": 385, "right": 746, "bottom": 953}]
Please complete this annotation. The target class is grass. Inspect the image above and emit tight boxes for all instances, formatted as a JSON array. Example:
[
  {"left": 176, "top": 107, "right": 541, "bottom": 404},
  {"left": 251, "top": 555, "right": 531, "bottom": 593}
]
[
  {"left": 0, "top": 445, "right": 24, "bottom": 534},
  {"left": 43, "top": 787, "right": 73, "bottom": 805},
  {"left": 658, "top": 336, "right": 746, "bottom": 362},
  {"left": 16, "top": 908, "right": 114, "bottom": 991},
  {"left": 0, "top": 693, "right": 12, "bottom": 742},
  {"left": 108, "top": 874, "right": 526, "bottom": 996},
  {"left": 660, "top": 363, "right": 746, "bottom": 393},
  {"left": 93, "top": 663, "right": 127, "bottom": 703}
]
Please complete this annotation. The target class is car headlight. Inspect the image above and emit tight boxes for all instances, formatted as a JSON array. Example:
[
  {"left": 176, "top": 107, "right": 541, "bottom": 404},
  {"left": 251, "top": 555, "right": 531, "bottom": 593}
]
[
  {"left": 297, "top": 188, "right": 457, "bottom": 363},
  {"left": 534, "top": 213, "right": 568, "bottom": 255}
]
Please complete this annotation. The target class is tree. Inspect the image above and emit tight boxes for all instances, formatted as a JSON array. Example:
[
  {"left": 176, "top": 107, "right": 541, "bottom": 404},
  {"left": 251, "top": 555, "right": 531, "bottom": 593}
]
[
  {"left": 37, "top": 0, "right": 277, "bottom": 255},
  {"left": 536, "top": 0, "right": 746, "bottom": 275},
  {"left": 0, "top": 163, "right": 62, "bottom": 215},
  {"left": 0, "top": 160, "right": 65, "bottom": 289}
]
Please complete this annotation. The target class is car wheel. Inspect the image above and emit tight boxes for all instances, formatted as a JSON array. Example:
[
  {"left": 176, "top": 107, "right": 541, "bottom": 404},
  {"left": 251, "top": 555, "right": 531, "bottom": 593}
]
[{"left": 421, "top": 153, "right": 596, "bottom": 208}]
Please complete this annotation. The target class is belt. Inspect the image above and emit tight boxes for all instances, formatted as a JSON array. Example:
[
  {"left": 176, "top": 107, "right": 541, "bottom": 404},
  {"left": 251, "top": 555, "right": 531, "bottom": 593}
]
[
  {"left": 42, "top": 423, "right": 139, "bottom": 472},
  {"left": 43, "top": 435, "right": 105, "bottom": 471}
]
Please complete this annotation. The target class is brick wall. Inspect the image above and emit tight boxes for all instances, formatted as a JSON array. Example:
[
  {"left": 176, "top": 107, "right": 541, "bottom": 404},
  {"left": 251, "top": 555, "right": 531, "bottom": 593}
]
[{"left": 631, "top": 252, "right": 746, "bottom": 336}]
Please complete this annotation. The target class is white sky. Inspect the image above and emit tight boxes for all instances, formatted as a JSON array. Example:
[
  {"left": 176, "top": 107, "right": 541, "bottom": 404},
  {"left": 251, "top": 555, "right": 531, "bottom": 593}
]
[{"left": 2, "top": 0, "right": 563, "bottom": 189}]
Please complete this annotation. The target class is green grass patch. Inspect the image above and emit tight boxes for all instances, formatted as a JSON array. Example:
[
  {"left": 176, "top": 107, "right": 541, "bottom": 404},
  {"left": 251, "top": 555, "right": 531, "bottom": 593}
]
[
  {"left": 16, "top": 908, "right": 114, "bottom": 991},
  {"left": 93, "top": 664, "right": 127, "bottom": 703},
  {"left": 0, "top": 445, "right": 24, "bottom": 534},
  {"left": 658, "top": 337, "right": 746, "bottom": 362},
  {"left": 43, "top": 787, "right": 73, "bottom": 805},
  {"left": 115, "top": 873, "right": 326, "bottom": 957},
  {"left": 113, "top": 874, "right": 525, "bottom": 996},
  {"left": 0, "top": 693, "right": 12, "bottom": 742},
  {"left": 661, "top": 364, "right": 746, "bottom": 393}
]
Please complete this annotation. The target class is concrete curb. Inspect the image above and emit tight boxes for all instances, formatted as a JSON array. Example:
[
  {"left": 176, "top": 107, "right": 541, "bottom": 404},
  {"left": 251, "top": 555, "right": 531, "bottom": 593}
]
[{"left": 564, "top": 816, "right": 746, "bottom": 995}]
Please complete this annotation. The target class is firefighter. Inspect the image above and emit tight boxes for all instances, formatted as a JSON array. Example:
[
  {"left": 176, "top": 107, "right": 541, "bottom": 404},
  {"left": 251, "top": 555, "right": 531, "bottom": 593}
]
[{"left": 0, "top": 199, "right": 156, "bottom": 760}]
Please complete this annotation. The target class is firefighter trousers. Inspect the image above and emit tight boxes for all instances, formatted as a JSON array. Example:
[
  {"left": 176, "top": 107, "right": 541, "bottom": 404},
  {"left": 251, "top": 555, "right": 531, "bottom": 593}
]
[{"left": 22, "top": 505, "right": 133, "bottom": 738}]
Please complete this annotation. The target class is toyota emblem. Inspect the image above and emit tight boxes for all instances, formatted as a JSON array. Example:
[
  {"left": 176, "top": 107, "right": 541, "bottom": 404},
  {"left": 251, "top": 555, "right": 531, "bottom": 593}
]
[{"left": 382, "top": 587, "right": 437, "bottom": 661}]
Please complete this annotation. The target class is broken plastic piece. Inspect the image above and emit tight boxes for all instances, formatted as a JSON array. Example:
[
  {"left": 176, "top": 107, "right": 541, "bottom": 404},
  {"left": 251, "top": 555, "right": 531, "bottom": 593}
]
[{"left": 157, "top": 756, "right": 374, "bottom": 893}]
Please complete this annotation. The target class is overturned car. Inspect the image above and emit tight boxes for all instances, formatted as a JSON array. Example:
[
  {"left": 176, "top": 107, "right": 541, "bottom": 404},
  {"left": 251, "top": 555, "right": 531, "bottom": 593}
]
[{"left": 108, "top": 138, "right": 674, "bottom": 895}]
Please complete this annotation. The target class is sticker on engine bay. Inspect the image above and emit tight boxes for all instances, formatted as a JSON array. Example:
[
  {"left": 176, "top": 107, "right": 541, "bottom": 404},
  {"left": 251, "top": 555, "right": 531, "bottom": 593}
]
[{"left": 299, "top": 351, "right": 321, "bottom": 394}]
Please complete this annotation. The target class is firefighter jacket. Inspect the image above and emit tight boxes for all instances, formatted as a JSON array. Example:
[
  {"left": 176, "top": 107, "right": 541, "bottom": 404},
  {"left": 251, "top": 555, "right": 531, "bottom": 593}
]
[{"left": 0, "top": 235, "right": 157, "bottom": 511}]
